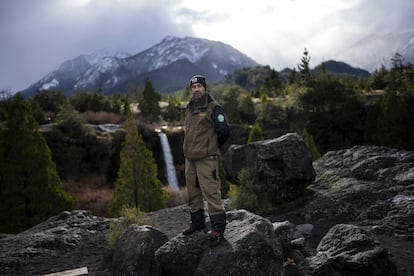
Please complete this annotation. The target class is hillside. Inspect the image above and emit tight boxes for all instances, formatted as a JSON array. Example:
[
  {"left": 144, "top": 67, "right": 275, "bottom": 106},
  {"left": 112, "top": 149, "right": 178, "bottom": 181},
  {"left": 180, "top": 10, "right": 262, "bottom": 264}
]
[{"left": 218, "top": 61, "right": 370, "bottom": 92}]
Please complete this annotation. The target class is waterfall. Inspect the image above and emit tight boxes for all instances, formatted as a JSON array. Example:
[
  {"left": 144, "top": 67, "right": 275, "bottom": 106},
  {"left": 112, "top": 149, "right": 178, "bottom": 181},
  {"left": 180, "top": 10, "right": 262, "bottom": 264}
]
[{"left": 158, "top": 132, "right": 179, "bottom": 190}]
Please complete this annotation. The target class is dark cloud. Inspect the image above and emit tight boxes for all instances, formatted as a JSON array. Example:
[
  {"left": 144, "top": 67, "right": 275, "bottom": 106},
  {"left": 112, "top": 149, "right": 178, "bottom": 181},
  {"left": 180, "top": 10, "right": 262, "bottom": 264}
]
[
  {"left": 1, "top": 0, "right": 413, "bottom": 92},
  {"left": 0, "top": 0, "right": 192, "bottom": 92}
]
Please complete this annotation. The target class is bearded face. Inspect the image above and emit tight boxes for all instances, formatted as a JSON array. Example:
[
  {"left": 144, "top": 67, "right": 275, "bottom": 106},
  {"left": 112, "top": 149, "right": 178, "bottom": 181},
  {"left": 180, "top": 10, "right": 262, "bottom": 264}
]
[{"left": 191, "top": 83, "right": 206, "bottom": 101}]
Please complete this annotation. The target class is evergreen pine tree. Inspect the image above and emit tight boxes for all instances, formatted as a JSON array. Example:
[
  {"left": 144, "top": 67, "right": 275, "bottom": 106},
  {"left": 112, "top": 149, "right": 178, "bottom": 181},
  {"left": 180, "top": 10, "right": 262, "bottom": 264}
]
[
  {"left": 139, "top": 79, "right": 161, "bottom": 121},
  {"left": 222, "top": 86, "right": 242, "bottom": 123},
  {"left": 370, "top": 65, "right": 388, "bottom": 90},
  {"left": 163, "top": 95, "right": 181, "bottom": 122},
  {"left": 110, "top": 113, "right": 167, "bottom": 216},
  {"left": 0, "top": 94, "right": 75, "bottom": 233},
  {"left": 33, "top": 90, "right": 67, "bottom": 114},
  {"left": 288, "top": 67, "right": 297, "bottom": 85},
  {"left": 364, "top": 54, "right": 413, "bottom": 150},
  {"left": 381, "top": 90, "right": 408, "bottom": 149},
  {"left": 298, "top": 48, "right": 312, "bottom": 85},
  {"left": 263, "top": 69, "right": 282, "bottom": 96},
  {"left": 239, "top": 95, "right": 256, "bottom": 124}
]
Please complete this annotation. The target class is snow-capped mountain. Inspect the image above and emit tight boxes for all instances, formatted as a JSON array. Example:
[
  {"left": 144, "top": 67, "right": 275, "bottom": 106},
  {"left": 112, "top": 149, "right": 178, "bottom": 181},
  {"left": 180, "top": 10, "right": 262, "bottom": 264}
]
[
  {"left": 335, "top": 31, "right": 414, "bottom": 72},
  {"left": 22, "top": 36, "right": 259, "bottom": 96},
  {"left": 28, "top": 49, "right": 130, "bottom": 96}
]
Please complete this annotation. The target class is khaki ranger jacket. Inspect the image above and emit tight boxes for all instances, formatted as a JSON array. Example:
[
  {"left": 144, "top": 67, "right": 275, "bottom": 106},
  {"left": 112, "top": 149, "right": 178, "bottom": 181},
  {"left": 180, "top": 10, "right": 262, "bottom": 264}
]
[{"left": 184, "top": 93, "right": 230, "bottom": 161}]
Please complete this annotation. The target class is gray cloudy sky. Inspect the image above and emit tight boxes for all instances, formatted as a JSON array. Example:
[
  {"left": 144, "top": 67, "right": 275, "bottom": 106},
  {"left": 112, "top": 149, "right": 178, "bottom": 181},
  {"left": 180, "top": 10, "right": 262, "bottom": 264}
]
[{"left": 1, "top": 0, "right": 413, "bottom": 92}]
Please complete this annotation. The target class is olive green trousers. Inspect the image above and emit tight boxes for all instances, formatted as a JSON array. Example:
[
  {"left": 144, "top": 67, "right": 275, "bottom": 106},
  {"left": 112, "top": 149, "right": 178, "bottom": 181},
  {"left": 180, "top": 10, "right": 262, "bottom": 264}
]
[{"left": 185, "top": 155, "right": 225, "bottom": 214}]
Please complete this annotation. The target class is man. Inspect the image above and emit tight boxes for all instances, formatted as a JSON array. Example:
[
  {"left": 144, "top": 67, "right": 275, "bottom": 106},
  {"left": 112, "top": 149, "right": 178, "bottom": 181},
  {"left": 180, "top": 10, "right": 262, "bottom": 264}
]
[{"left": 182, "top": 74, "right": 230, "bottom": 242}]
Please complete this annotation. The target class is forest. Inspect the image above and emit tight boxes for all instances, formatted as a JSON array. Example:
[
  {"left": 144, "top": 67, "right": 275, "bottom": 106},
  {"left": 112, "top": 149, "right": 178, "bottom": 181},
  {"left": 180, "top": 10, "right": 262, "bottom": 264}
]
[{"left": 0, "top": 50, "right": 413, "bottom": 233}]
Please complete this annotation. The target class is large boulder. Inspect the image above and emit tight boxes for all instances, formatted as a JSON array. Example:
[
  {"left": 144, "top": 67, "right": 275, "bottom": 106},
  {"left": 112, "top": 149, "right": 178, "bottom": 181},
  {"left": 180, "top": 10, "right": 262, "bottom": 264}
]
[
  {"left": 155, "top": 209, "right": 285, "bottom": 276},
  {"left": 307, "top": 224, "right": 398, "bottom": 276},
  {"left": 224, "top": 133, "right": 315, "bottom": 203},
  {"left": 112, "top": 224, "right": 168, "bottom": 276},
  {"left": 267, "top": 145, "right": 414, "bottom": 276},
  {"left": 313, "top": 145, "right": 414, "bottom": 240},
  {"left": 0, "top": 210, "right": 113, "bottom": 275}
]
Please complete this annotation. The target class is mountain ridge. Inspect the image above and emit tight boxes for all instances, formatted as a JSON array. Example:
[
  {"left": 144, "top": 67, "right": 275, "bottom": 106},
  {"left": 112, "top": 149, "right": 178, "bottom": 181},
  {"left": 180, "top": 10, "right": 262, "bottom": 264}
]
[
  {"left": 22, "top": 36, "right": 259, "bottom": 97},
  {"left": 21, "top": 31, "right": 414, "bottom": 97}
]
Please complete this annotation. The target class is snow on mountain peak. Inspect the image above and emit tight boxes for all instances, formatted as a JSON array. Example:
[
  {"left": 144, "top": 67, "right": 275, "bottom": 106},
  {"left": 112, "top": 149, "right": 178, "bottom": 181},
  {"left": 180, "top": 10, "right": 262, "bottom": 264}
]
[
  {"left": 83, "top": 48, "right": 130, "bottom": 65},
  {"left": 146, "top": 36, "right": 210, "bottom": 70},
  {"left": 41, "top": 78, "right": 59, "bottom": 90},
  {"left": 23, "top": 36, "right": 259, "bottom": 96},
  {"left": 162, "top": 35, "right": 177, "bottom": 42},
  {"left": 75, "top": 56, "right": 121, "bottom": 88}
]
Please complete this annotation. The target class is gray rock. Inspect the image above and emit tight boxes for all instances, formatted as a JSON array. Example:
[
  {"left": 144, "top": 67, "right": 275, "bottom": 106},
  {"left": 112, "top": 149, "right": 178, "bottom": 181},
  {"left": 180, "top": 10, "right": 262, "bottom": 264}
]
[
  {"left": 145, "top": 204, "right": 191, "bottom": 239},
  {"left": 290, "top": 237, "right": 306, "bottom": 249},
  {"left": 267, "top": 144, "right": 414, "bottom": 275},
  {"left": 273, "top": 221, "right": 294, "bottom": 251},
  {"left": 155, "top": 209, "right": 284, "bottom": 276},
  {"left": 0, "top": 210, "right": 113, "bottom": 275},
  {"left": 312, "top": 145, "right": 414, "bottom": 239},
  {"left": 224, "top": 133, "right": 315, "bottom": 204},
  {"left": 307, "top": 224, "right": 398, "bottom": 276},
  {"left": 380, "top": 194, "right": 414, "bottom": 240},
  {"left": 112, "top": 224, "right": 168, "bottom": 276},
  {"left": 314, "top": 145, "right": 414, "bottom": 188},
  {"left": 293, "top": 224, "right": 314, "bottom": 239}
]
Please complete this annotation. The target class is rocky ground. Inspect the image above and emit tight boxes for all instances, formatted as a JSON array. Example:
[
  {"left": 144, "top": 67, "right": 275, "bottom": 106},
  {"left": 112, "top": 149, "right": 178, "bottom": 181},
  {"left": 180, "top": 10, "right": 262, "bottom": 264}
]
[
  {"left": 149, "top": 185, "right": 414, "bottom": 275},
  {"left": 265, "top": 145, "right": 414, "bottom": 276},
  {"left": 0, "top": 211, "right": 114, "bottom": 275},
  {"left": 0, "top": 143, "right": 413, "bottom": 275},
  {"left": 265, "top": 191, "right": 414, "bottom": 276},
  {"left": 0, "top": 197, "right": 411, "bottom": 275}
]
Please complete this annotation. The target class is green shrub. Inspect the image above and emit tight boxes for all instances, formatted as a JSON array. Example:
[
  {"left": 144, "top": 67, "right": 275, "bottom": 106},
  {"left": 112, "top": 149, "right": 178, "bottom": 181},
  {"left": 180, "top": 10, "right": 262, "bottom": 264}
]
[
  {"left": 219, "top": 158, "right": 230, "bottom": 198},
  {"left": 106, "top": 206, "right": 158, "bottom": 248},
  {"left": 301, "top": 128, "right": 321, "bottom": 160},
  {"left": 232, "top": 169, "right": 264, "bottom": 212},
  {"left": 248, "top": 123, "right": 264, "bottom": 143},
  {"left": 56, "top": 103, "right": 85, "bottom": 137},
  {"left": 227, "top": 183, "right": 238, "bottom": 203}
]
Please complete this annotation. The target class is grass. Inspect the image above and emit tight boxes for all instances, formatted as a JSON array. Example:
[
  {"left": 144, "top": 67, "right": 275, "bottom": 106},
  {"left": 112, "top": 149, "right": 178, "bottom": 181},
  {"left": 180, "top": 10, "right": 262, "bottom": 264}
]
[{"left": 106, "top": 206, "right": 159, "bottom": 248}]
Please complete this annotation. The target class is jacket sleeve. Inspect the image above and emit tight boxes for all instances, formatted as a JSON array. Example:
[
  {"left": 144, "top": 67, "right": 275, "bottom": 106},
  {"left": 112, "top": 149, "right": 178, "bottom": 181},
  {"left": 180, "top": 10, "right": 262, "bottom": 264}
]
[{"left": 212, "top": 105, "right": 230, "bottom": 147}]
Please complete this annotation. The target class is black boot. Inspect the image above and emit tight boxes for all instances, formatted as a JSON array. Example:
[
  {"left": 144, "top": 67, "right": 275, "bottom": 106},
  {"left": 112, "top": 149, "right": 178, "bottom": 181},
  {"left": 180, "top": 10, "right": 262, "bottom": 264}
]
[
  {"left": 207, "top": 212, "right": 226, "bottom": 242},
  {"left": 183, "top": 209, "right": 206, "bottom": 235}
]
